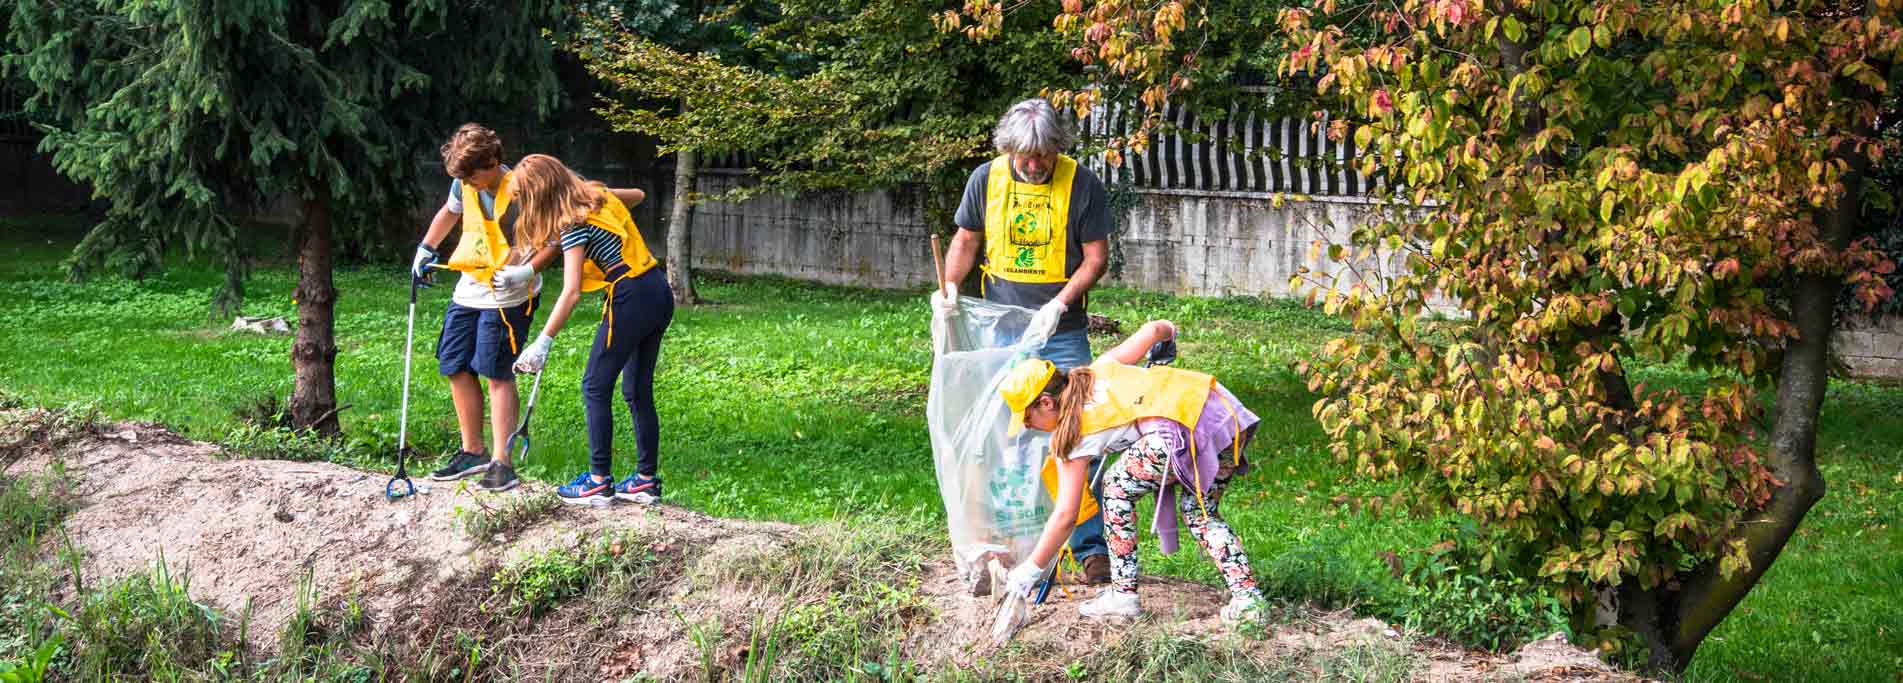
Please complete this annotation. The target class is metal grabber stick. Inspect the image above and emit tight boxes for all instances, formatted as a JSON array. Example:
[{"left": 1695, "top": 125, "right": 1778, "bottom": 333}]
[
  {"left": 388, "top": 268, "right": 430, "bottom": 500},
  {"left": 505, "top": 368, "right": 543, "bottom": 464}
]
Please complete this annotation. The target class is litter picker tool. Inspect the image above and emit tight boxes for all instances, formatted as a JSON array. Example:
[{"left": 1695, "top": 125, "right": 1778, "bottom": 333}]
[
  {"left": 505, "top": 369, "right": 544, "bottom": 464},
  {"left": 389, "top": 265, "right": 441, "bottom": 500}
]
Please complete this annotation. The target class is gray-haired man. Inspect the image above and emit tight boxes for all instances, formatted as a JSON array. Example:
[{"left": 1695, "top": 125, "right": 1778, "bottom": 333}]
[{"left": 936, "top": 97, "right": 1113, "bottom": 584}]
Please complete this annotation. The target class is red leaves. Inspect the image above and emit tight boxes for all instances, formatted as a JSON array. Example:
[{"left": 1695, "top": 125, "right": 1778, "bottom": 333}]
[
  {"left": 1712, "top": 258, "right": 1741, "bottom": 280},
  {"left": 1438, "top": 0, "right": 1467, "bottom": 27},
  {"left": 1270, "top": 0, "right": 1897, "bottom": 628}
]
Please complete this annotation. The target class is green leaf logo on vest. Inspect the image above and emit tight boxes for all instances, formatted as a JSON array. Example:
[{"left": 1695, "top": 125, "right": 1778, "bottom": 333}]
[
  {"left": 1013, "top": 246, "right": 1039, "bottom": 270},
  {"left": 1007, "top": 193, "right": 1053, "bottom": 247}
]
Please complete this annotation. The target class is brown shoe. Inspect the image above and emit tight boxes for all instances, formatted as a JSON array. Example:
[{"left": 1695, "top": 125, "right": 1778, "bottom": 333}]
[{"left": 1080, "top": 554, "right": 1111, "bottom": 585}]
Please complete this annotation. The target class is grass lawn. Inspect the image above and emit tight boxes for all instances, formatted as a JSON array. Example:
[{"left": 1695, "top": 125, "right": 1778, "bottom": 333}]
[{"left": 0, "top": 214, "right": 1897, "bottom": 680}]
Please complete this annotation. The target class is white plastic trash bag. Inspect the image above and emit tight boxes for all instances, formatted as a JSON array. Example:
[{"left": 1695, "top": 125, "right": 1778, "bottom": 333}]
[{"left": 927, "top": 297, "right": 1054, "bottom": 586}]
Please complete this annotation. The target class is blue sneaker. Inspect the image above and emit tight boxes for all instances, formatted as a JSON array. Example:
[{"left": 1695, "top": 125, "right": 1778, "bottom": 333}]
[
  {"left": 615, "top": 473, "right": 662, "bottom": 505},
  {"left": 556, "top": 471, "right": 614, "bottom": 506}
]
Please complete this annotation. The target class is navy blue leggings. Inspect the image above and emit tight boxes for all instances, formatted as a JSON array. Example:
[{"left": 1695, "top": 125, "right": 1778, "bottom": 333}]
[{"left": 583, "top": 267, "right": 674, "bottom": 478}]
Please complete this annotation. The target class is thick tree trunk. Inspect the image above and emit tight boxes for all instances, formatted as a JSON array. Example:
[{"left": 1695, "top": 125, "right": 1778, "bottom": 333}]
[
  {"left": 1648, "top": 129, "right": 1869, "bottom": 673},
  {"left": 290, "top": 192, "right": 341, "bottom": 435},
  {"left": 666, "top": 146, "right": 700, "bottom": 305}
]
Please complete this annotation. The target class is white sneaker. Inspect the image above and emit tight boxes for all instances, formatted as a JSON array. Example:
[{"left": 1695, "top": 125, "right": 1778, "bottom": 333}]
[
  {"left": 1078, "top": 589, "right": 1142, "bottom": 620},
  {"left": 1220, "top": 593, "right": 1266, "bottom": 624}
]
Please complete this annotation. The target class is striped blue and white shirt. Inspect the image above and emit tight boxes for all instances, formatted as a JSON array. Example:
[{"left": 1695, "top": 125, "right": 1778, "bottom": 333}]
[{"left": 559, "top": 225, "right": 626, "bottom": 272}]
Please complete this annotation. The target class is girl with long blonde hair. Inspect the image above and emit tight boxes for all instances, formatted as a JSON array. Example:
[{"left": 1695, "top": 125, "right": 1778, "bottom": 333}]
[
  {"left": 997, "top": 320, "right": 1266, "bottom": 623},
  {"left": 508, "top": 154, "right": 675, "bottom": 506}
]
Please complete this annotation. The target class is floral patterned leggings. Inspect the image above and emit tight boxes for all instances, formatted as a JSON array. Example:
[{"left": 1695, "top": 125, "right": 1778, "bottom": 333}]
[{"left": 1101, "top": 432, "right": 1260, "bottom": 598}]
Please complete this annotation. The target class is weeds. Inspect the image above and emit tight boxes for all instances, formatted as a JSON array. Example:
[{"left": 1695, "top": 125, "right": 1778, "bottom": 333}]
[
  {"left": 0, "top": 468, "right": 77, "bottom": 663},
  {"left": 708, "top": 520, "right": 936, "bottom": 679},
  {"left": 489, "top": 531, "right": 665, "bottom": 618},
  {"left": 218, "top": 423, "right": 371, "bottom": 464},
  {"left": 1394, "top": 562, "right": 1568, "bottom": 652},
  {"left": 454, "top": 493, "right": 561, "bottom": 543},
  {"left": 1313, "top": 635, "right": 1420, "bottom": 683},
  {"left": 275, "top": 570, "right": 370, "bottom": 677},
  {"left": 679, "top": 611, "right": 724, "bottom": 683},
  {"left": 0, "top": 468, "right": 74, "bottom": 550},
  {"left": 0, "top": 635, "right": 61, "bottom": 683},
  {"left": 1067, "top": 629, "right": 1294, "bottom": 681},
  {"left": 52, "top": 557, "right": 238, "bottom": 681}
]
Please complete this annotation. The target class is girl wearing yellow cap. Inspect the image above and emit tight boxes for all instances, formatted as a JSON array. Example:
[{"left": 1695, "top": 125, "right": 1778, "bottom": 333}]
[{"left": 998, "top": 320, "right": 1265, "bottom": 622}]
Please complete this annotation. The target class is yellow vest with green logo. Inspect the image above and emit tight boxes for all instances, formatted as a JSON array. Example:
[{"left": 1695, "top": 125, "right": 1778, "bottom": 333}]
[
  {"left": 983, "top": 154, "right": 1077, "bottom": 285},
  {"left": 446, "top": 173, "right": 515, "bottom": 287},
  {"left": 1040, "top": 360, "right": 1219, "bottom": 526},
  {"left": 445, "top": 174, "right": 532, "bottom": 352}
]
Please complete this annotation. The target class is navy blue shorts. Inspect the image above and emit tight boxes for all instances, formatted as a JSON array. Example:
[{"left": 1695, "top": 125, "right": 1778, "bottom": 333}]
[{"left": 436, "top": 297, "right": 538, "bottom": 381}]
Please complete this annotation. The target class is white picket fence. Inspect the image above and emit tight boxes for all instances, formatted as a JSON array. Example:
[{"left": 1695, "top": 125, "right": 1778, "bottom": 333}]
[{"left": 703, "top": 94, "right": 1370, "bottom": 199}]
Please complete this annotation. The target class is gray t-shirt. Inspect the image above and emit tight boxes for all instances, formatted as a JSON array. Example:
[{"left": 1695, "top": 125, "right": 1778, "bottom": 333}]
[{"left": 953, "top": 159, "right": 1112, "bottom": 332}]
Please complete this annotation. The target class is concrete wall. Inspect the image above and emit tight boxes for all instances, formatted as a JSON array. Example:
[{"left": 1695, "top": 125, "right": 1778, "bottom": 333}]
[
  {"left": 1113, "top": 190, "right": 1410, "bottom": 300},
  {"left": 1835, "top": 315, "right": 1903, "bottom": 381},
  {"left": 692, "top": 172, "right": 935, "bottom": 287},
  {"left": 690, "top": 174, "right": 1409, "bottom": 302}
]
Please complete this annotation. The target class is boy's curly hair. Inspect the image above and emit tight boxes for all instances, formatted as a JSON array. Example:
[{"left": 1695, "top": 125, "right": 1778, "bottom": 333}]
[{"left": 440, "top": 123, "right": 503, "bottom": 179}]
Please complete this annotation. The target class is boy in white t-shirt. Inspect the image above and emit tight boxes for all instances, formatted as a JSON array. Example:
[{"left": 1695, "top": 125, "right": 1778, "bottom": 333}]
[{"left": 408, "top": 124, "right": 556, "bottom": 492}]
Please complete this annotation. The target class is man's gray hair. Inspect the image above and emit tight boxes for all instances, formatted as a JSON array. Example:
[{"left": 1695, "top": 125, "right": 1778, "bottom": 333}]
[{"left": 992, "top": 98, "right": 1074, "bottom": 156}]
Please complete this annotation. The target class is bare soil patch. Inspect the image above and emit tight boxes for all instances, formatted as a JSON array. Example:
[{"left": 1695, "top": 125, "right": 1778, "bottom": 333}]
[{"left": 4, "top": 412, "right": 1643, "bottom": 681}]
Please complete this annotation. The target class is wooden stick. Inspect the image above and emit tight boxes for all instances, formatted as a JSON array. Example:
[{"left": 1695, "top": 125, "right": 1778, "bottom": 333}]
[{"left": 930, "top": 233, "right": 947, "bottom": 296}]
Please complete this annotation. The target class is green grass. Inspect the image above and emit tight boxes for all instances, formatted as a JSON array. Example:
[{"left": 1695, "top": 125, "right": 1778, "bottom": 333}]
[{"left": 0, "top": 215, "right": 1898, "bottom": 680}]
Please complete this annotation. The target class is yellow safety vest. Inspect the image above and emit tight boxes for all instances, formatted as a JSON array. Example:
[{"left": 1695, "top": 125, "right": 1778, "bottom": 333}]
[
  {"left": 1039, "top": 360, "right": 1219, "bottom": 526},
  {"left": 573, "top": 190, "right": 660, "bottom": 348},
  {"left": 575, "top": 191, "right": 658, "bottom": 293},
  {"left": 444, "top": 173, "right": 533, "bottom": 353},
  {"left": 445, "top": 173, "right": 516, "bottom": 287},
  {"left": 983, "top": 154, "right": 1077, "bottom": 285}
]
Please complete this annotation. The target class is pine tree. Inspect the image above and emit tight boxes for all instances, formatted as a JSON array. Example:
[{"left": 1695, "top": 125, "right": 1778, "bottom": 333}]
[{"left": 7, "top": 0, "right": 566, "bottom": 432}]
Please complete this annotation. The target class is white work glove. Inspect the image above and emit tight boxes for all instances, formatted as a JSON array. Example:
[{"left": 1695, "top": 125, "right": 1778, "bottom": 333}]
[
  {"left": 1004, "top": 561, "right": 1046, "bottom": 599},
  {"left": 513, "top": 334, "right": 554, "bottom": 374},
  {"left": 1027, "top": 300, "right": 1068, "bottom": 340},
  {"left": 930, "top": 282, "right": 960, "bottom": 319},
  {"left": 411, "top": 244, "right": 439, "bottom": 282},
  {"left": 492, "top": 264, "right": 534, "bottom": 291}
]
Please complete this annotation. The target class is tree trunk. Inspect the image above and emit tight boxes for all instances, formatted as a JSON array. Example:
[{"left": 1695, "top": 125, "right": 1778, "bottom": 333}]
[
  {"left": 1644, "top": 127, "right": 1869, "bottom": 672},
  {"left": 666, "top": 146, "right": 700, "bottom": 305},
  {"left": 290, "top": 191, "right": 341, "bottom": 435}
]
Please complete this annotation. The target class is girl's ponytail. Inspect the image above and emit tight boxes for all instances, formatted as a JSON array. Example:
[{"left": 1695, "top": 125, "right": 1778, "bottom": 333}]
[{"left": 1048, "top": 366, "right": 1095, "bottom": 458}]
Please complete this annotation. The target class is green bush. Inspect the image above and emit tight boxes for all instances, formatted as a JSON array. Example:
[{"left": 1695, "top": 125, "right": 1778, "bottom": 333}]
[{"left": 1393, "top": 535, "right": 1569, "bottom": 652}]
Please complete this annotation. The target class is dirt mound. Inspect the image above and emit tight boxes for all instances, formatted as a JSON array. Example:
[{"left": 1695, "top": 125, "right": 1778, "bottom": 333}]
[{"left": 4, "top": 414, "right": 1643, "bottom": 681}]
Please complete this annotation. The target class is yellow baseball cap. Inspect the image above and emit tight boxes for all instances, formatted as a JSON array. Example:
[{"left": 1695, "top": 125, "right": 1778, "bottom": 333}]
[{"left": 1000, "top": 359, "right": 1057, "bottom": 436}]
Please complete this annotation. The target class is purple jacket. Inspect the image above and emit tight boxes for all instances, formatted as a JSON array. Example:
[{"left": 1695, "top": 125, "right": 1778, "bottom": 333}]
[{"left": 1134, "top": 382, "right": 1258, "bottom": 554}]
